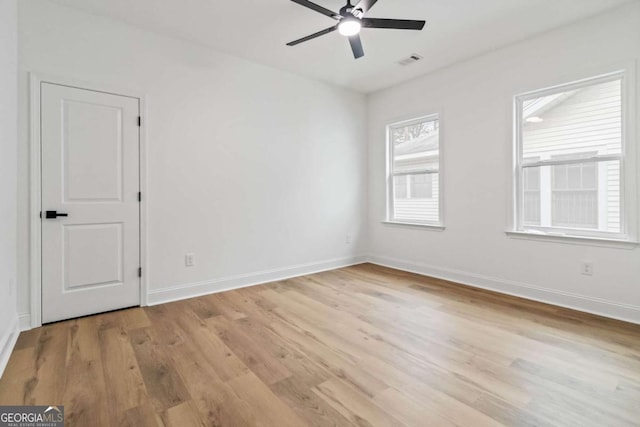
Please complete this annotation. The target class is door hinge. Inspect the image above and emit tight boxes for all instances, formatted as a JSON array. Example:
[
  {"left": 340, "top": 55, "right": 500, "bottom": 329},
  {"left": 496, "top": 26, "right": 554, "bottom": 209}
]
[
  {"left": 138, "top": 267, "right": 142, "bottom": 277},
  {"left": 137, "top": 116, "right": 141, "bottom": 127},
  {"left": 138, "top": 191, "right": 142, "bottom": 202}
]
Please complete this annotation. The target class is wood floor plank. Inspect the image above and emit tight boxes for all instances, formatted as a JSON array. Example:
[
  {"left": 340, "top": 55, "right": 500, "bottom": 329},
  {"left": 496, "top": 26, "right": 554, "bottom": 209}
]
[
  {"left": 13, "top": 328, "right": 41, "bottom": 351},
  {"left": 208, "top": 315, "right": 292, "bottom": 385},
  {"left": 1, "top": 263, "right": 639, "bottom": 427},
  {"left": 0, "top": 348, "right": 40, "bottom": 404},
  {"left": 92, "top": 307, "right": 151, "bottom": 334},
  {"left": 226, "top": 372, "right": 307, "bottom": 427},
  {"left": 100, "top": 326, "right": 149, "bottom": 416},
  {"left": 270, "top": 376, "right": 354, "bottom": 427},
  {"left": 264, "top": 311, "right": 390, "bottom": 398},
  {"left": 118, "top": 402, "right": 164, "bottom": 427},
  {"left": 142, "top": 304, "right": 186, "bottom": 347},
  {"left": 23, "top": 321, "right": 69, "bottom": 405},
  {"left": 526, "top": 393, "right": 638, "bottom": 427},
  {"left": 229, "top": 316, "right": 332, "bottom": 387},
  {"left": 313, "top": 378, "right": 400, "bottom": 427},
  {"left": 183, "top": 296, "right": 222, "bottom": 320},
  {"left": 163, "top": 328, "right": 255, "bottom": 426},
  {"left": 201, "top": 292, "right": 248, "bottom": 321},
  {"left": 170, "top": 307, "right": 250, "bottom": 382},
  {"left": 62, "top": 318, "right": 109, "bottom": 427},
  {"left": 372, "top": 387, "right": 458, "bottom": 427},
  {"left": 472, "top": 394, "right": 556, "bottom": 427},
  {"left": 162, "top": 401, "right": 207, "bottom": 427},
  {"left": 129, "top": 327, "right": 190, "bottom": 412},
  {"left": 361, "top": 355, "right": 507, "bottom": 427}
]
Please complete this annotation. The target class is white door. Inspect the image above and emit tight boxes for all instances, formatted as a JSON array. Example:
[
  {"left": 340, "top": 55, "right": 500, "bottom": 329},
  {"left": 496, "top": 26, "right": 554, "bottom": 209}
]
[{"left": 41, "top": 82, "right": 141, "bottom": 323}]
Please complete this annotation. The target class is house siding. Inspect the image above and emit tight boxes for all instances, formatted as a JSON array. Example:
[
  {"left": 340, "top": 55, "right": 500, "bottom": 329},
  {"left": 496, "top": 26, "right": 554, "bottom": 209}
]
[
  {"left": 394, "top": 174, "right": 440, "bottom": 222},
  {"left": 522, "top": 79, "right": 621, "bottom": 231}
]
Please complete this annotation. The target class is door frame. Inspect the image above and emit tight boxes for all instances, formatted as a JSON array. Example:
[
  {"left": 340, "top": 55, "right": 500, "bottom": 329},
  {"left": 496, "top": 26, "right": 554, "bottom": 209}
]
[{"left": 29, "top": 72, "right": 149, "bottom": 329}]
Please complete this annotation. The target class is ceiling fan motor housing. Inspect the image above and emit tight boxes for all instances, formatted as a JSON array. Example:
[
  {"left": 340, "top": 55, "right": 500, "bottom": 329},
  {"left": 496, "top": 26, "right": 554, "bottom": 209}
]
[{"left": 340, "top": 2, "right": 363, "bottom": 19}]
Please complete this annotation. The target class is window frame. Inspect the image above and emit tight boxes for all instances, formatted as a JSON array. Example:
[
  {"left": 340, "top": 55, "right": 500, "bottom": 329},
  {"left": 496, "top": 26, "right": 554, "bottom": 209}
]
[
  {"left": 385, "top": 114, "right": 443, "bottom": 228},
  {"left": 512, "top": 70, "right": 637, "bottom": 243},
  {"left": 522, "top": 156, "right": 541, "bottom": 226}
]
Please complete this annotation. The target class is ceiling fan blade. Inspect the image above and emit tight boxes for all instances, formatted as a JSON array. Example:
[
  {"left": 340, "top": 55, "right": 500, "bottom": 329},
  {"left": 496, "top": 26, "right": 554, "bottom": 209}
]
[
  {"left": 348, "top": 34, "right": 364, "bottom": 59},
  {"left": 287, "top": 25, "right": 338, "bottom": 46},
  {"left": 352, "top": 0, "right": 379, "bottom": 16},
  {"left": 362, "top": 18, "right": 426, "bottom": 30},
  {"left": 289, "top": 0, "right": 341, "bottom": 20}
]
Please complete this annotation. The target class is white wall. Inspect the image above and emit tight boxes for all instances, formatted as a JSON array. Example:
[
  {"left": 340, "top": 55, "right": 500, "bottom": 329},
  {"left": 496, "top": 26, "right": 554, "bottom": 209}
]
[
  {"left": 368, "top": 3, "right": 640, "bottom": 323},
  {"left": 0, "top": 0, "right": 19, "bottom": 374},
  {"left": 17, "top": 0, "right": 367, "bottom": 321}
]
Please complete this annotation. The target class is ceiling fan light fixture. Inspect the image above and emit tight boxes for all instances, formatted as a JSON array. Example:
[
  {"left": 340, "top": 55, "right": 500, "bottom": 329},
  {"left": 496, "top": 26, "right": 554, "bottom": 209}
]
[
  {"left": 287, "top": 0, "right": 427, "bottom": 59},
  {"left": 338, "top": 16, "right": 361, "bottom": 36}
]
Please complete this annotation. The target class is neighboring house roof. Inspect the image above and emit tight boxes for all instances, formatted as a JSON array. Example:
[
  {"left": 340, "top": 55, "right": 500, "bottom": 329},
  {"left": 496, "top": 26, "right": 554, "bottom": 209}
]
[
  {"left": 523, "top": 91, "right": 575, "bottom": 119},
  {"left": 522, "top": 79, "right": 621, "bottom": 158},
  {"left": 395, "top": 132, "right": 438, "bottom": 157}
]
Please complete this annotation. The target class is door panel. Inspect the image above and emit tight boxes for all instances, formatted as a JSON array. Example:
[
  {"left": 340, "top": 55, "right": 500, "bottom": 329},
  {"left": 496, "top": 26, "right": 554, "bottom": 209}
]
[
  {"left": 63, "top": 223, "right": 123, "bottom": 290},
  {"left": 63, "top": 99, "right": 124, "bottom": 202},
  {"left": 41, "top": 82, "right": 140, "bottom": 323}
]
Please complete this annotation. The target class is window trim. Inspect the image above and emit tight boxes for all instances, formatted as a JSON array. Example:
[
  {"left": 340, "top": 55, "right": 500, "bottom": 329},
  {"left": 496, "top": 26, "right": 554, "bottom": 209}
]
[
  {"left": 386, "top": 114, "right": 443, "bottom": 227},
  {"left": 512, "top": 69, "right": 637, "bottom": 243},
  {"left": 505, "top": 230, "right": 638, "bottom": 250}
]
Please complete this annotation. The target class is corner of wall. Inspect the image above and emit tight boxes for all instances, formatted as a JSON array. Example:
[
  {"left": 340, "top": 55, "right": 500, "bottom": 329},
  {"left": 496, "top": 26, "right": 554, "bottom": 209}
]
[{"left": 0, "top": 314, "right": 19, "bottom": 379}]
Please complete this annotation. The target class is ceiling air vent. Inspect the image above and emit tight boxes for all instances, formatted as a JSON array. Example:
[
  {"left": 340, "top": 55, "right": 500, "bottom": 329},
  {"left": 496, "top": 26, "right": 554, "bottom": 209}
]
[{"left": 398, "top": 54, "right": 423, "bottom": 66}]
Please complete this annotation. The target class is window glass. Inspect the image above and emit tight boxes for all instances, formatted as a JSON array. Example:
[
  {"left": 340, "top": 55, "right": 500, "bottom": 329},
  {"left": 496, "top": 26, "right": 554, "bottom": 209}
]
[
  {"left": 515, "top": 74, "right": 629, "bottom": 238},
  {"left": 388, "top": 116, "right": 441, "bottom": 225}
]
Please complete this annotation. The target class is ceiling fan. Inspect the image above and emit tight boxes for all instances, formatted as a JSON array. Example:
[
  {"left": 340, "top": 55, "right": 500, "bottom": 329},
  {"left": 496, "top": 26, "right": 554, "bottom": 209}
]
[{"left": 286, "top": 0, "right": 426, "bottom": 59}]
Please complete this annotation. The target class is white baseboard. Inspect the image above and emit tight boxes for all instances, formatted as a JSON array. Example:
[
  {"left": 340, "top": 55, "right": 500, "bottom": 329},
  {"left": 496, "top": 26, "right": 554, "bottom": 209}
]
[
  {"left": 23, "top": 252, "right": 637, "bottom": 328},
  {"left": 19, "top": 313, "right": 32, "bottom": 331},
  {"left": 147, "top": 255, "right": 368, "bottom": 306},
  {"left": 0, "top": 315, "right": 19, "bottom": 379},
  {"left": 368, "top": 254, "right": 640, "bottom": 325}
]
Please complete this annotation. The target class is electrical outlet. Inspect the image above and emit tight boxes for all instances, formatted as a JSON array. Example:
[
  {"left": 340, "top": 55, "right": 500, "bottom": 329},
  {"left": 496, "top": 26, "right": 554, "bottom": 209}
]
[
  {"left": 185, "top": 253, "right": 195, "bottom": 267},
  {"left": 580, "top": 261, "right": 594, "bottom": 276},
  {"left": 346, "top": 234, "right": 352, "bottom": 244}
]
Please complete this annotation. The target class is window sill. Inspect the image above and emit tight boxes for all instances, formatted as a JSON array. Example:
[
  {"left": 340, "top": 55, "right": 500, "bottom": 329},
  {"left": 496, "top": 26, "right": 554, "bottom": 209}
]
[
  {"left": 505, "top": 230, "right": 638, "bottom": 249},
  {"left": 382, "top": 221, "right": 445, "bottom": 231}
]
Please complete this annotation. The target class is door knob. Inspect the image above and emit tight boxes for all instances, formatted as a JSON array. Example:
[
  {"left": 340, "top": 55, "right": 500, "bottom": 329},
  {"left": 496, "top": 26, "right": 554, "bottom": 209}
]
[{"left": 44, "top": 210, "right": 69, "bottom": 219}]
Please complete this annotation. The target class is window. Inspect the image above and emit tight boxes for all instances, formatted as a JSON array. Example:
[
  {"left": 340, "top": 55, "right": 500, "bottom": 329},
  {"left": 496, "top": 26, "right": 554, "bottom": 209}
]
[
  {"left": 514, "top": 71, "right": 635, "bottom": 241},
  {"left": 387, "top": 115, "right": 441, "bottom": 225}
]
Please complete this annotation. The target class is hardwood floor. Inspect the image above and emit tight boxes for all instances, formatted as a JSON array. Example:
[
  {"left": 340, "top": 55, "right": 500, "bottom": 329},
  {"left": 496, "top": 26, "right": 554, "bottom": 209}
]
[{"left": 1, "top": 263, "right": 639, "bottom": 426}]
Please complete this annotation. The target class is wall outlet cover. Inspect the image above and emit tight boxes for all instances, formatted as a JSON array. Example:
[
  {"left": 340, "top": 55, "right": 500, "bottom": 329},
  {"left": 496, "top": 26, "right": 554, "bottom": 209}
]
[
  {"left": 185, "top": 253, "right": 195, "bottom": 267},
  {"left": 580, "top": 261, "right": 594, "bottom": 276}
]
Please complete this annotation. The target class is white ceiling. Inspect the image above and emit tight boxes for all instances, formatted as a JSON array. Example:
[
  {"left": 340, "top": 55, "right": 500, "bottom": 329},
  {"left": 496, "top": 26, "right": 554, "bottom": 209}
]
[{"left": 50, "top": 0, "right": 634, "bottom": 93}]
